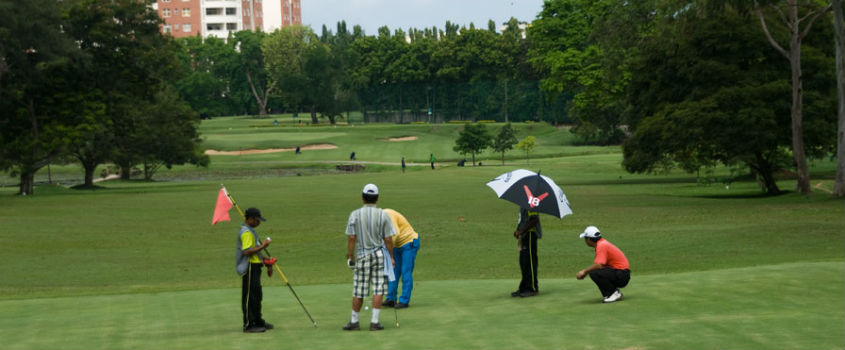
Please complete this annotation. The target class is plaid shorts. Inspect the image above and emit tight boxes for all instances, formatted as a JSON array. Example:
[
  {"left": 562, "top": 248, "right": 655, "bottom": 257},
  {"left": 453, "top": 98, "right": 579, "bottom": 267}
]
[{"left": 352, "top": 249, "right": 387, "bottom": 298}]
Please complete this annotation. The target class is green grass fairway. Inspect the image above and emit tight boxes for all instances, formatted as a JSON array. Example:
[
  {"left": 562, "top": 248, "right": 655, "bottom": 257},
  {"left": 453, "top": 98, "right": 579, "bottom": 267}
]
[
  {"left": 197, "top": 118, "right": 599, "bottom": 164},
  {"left": 1, "top": 118, "right": 843, "bottom": 349},
  {"left": 1, "top": 262, "right": 842, "bottom": 349}
]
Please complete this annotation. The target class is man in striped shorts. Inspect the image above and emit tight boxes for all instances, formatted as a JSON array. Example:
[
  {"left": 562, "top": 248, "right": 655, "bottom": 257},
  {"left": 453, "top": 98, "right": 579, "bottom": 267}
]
[{"left": 343, "top": 183, "right": 396, "bottom": 331}]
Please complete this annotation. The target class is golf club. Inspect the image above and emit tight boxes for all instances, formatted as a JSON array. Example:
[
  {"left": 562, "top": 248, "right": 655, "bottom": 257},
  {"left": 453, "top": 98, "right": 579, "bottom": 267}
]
[
  {"left": 394, "top": 303, "right": 399, "bottom": 328},
  {"left": 264, "top": 247, "right": 318, "bottom": 328}
]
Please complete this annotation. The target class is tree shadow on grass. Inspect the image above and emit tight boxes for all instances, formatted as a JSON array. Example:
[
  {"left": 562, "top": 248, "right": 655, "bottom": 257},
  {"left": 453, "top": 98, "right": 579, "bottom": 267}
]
[
  {"left": 68, "top": 180, "right": 206, "bottom": 193},
  {"left": 563, "top": 177, "right": 696, "bottom": 187}
]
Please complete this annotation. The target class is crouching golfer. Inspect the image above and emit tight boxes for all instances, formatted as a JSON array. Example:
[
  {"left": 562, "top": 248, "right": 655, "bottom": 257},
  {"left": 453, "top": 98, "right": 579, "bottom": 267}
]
[
  {"left": 343, "top": 184, "right": 396, "bottom": 331},
  {"left": 236, "top": 207, "right": 274, "bottom": 332},
  {"left": 576, "top": 226, "right": 630, "bottom": 303},
  {"left": 382, "top": 209, "right": 420, "bottom": 309}
]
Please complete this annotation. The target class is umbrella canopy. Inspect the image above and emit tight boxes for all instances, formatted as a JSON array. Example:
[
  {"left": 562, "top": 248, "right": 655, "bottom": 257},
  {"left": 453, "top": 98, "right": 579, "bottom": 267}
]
[{"left": 486, "top": 169, "right": 573, "bottom": 219}]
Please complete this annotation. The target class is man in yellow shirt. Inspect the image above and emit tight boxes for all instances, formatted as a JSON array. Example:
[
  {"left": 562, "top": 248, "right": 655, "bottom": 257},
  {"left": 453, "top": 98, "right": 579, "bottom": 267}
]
[{"left": 382, "top": 208, "right": 420, "bottom": 309}]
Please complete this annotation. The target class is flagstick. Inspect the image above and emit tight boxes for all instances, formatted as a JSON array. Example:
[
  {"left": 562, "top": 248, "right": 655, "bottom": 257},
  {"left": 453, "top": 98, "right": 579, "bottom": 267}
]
[
  {"left": 222, "top": 184, "right": 317, "bottom": 327},
  {"left": 222, "top": 184, "right": 245, "bottom": 219}
]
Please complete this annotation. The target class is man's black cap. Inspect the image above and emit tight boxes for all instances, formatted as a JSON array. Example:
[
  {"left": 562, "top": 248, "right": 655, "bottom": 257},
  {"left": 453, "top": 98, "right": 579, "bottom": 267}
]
[{"left": 245, "top": 207, "right": 266, "bottom": 221}]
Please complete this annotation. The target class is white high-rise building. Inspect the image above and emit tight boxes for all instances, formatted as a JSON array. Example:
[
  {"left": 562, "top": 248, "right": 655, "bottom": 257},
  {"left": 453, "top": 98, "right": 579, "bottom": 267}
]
[{"left": 154, "top": 0, "right": 300, "bottom": 39}]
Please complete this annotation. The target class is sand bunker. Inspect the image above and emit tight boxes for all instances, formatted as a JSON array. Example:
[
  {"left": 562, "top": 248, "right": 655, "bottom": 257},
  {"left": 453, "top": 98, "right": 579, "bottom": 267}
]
[
  {"left": 387, "top": 136, "right": 418, "bottom": 142},
  {"left": 204, "top": 144, "right": 337, "bottom": 155}
]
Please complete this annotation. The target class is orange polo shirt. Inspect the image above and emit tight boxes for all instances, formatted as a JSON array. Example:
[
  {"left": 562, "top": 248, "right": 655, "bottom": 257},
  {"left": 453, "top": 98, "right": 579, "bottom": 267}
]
[{"left": 595, "top": 239, "right": 629, "bottom": 270}]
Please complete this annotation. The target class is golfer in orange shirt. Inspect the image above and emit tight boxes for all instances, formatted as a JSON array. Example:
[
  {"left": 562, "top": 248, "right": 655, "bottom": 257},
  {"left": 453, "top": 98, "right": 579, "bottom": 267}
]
[{"left": 576, "top": 226, "right": 630, "bottom": 303}]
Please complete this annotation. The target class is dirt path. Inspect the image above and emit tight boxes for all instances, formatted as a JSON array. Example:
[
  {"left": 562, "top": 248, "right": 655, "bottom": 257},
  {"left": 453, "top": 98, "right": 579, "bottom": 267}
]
[{"left": 93, "top": 174, "right": 120, "bottom": 183}]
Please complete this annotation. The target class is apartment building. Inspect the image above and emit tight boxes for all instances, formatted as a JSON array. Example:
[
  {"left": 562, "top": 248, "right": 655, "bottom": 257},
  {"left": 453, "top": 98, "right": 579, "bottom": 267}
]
[{"left": 154, "top": 0, "right": 300, "bottom": 39}]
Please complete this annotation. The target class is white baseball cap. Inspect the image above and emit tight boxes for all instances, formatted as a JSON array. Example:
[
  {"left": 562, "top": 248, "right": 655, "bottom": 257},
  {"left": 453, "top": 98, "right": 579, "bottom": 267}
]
[
  {"left": 362, "top": 183, "right": 379, "bottom": 195},
  {"left": 579, "top": 226, "right": 601, "bottom": 239}
]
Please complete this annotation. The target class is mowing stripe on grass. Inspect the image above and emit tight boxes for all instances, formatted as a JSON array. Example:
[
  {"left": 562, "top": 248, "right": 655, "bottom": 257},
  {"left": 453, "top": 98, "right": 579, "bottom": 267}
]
[{"left": 1, "top": 261, "right": 841, "bottom": 349}]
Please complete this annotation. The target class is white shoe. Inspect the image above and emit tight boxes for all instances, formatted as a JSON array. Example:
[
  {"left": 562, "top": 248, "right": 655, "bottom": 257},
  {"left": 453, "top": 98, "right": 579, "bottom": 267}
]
[{"left": 603, "top": 290, "right": 623, "bottom": 303}]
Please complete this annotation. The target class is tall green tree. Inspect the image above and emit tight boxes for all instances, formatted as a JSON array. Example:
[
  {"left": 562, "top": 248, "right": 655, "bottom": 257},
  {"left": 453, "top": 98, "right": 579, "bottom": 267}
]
[
  {"left": 64, "top": 0, "right": 183, "bottom": 187},
  {"left": 0, "top": 0, "right": 77, "bottom": 194},
  {"left": 623, "top": 2, "right": 835, "bottom": 194},
  {"left": 492, "top": 123, "right": 519, "bottom": 165},
  {"left": 753, "top": 0, "right": 833, "bottom": 194},
  {"left": 232, "top": 30, "right": 274, "bottom": 118},
  {"left": 453, "top": 123, "right": 492, "bottom": 166},
  {"left": 528, "top": 0, "right": 641, "bottom": 144},
  {"left": 264, "top": 25, "right": 335, "bottom": 124}
]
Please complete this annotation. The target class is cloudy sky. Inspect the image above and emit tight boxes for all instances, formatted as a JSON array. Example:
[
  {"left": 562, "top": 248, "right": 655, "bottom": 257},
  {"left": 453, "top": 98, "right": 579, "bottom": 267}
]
[{"left": 300, "top": 0, "right": 545, "bottom": 35}]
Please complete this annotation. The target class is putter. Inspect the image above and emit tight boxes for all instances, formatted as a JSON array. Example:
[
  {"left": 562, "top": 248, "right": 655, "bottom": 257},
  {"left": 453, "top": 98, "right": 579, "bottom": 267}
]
[
  {"left": 264, "top": 247, "right": 318, "bottom": 328},
  {"left": 394, "top": 304, "right": 399, "bottom": 328}
]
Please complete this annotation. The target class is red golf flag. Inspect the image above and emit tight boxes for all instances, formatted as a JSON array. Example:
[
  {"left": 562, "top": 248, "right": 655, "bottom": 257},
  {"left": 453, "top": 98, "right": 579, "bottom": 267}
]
[{"left": 212, "top": 187, "right": 233, "bottom": 225}]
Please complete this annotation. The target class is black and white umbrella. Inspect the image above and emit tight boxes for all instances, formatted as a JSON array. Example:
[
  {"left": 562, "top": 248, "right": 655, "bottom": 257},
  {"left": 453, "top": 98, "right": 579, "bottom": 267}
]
[{"left": 486, "top": 169, "right": 573, "bottom": 219}]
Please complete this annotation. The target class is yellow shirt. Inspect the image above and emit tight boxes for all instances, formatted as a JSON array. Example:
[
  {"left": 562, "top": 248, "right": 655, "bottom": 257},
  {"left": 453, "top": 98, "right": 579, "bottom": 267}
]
[
  {"left": 384, "top": 209, "right": 419, "bottom": 248},
  {"left": 241, "top": 231, "right": 261, "bottom": 263}
]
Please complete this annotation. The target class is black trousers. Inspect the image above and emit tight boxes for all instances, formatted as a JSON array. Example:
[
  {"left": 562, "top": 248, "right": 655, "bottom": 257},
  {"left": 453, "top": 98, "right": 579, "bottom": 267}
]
[
  {"left": 242, "top": 263, "right": 266, "bottom": 329},
  {"left": 518, "top": 231, "right": 538, "bottom": 292},
  {"left": 589, "top": 268, "right": 630, "bottom": 297}
]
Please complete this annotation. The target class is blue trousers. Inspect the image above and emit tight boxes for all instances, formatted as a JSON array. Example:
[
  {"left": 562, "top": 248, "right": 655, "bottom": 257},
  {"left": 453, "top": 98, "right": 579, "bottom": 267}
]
[{"left": 387, "top": 238, "right": 420, "bottom": 304}]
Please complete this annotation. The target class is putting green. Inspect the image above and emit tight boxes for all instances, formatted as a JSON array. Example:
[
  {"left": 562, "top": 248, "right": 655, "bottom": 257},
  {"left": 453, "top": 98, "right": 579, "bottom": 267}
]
[{"left": 1, "top": 261, "right": 841, "bottom": 349}]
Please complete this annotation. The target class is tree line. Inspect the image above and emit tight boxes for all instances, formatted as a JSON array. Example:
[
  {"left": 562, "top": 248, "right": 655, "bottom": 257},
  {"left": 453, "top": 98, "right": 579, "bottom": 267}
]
[
  {"left": 178, "top": 19, "right": 568, "bottom": 124},
  {"left": 2, "top": 0, "right": 844, "bottom": 196},
  {"left": 529, "top": 0, "right": 845, "bottom": 196}
]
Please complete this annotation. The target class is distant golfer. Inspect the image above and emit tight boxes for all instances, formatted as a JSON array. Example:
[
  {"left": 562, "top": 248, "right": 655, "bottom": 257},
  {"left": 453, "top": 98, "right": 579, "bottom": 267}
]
[
  {"left": 401, "top": 157, "right": 406, "bottom": 173},
  {"left": 343, "top": 184, "right": 396, "bottom": 331},
  {"left": 236, "top": 207, "right": 274, "bottom": 332},
  {"left": 429, "top": 153, "right": 435, "bottom": 169},
  {"left": 512, "top": 208, "right": 541, "bottom": 297},
  {"left": 576, "top": 226, "right": 630, "bottom": 303},
  {"left": 382, "top": 209, "right": 420, "bottom": 309}
]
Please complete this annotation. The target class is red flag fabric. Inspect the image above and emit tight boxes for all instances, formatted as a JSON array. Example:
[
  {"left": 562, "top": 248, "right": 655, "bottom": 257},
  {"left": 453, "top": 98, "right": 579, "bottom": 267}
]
[{"left": 212, "top": 187, "right": 233, "bottom": 225}]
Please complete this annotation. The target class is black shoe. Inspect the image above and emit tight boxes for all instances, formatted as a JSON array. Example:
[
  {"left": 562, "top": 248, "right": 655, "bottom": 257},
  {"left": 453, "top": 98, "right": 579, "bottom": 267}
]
[
  {"left": 519, "top": 290, "right": 538, "bottom": 298},
  {"left": 511, "top": 290, "right": 523, "bottom": 297},
  {"left": 243, "top": 326, "right": 266, "bottom": 333},
  {"left": 369, "top": 322, "right": 384, "bottom": 331},
  {"left": 394, "top": 303, "right": 409, "bottom": 309},
  {"left": 263, "top": 322, "right": 274, "bottom": 330},
  {"left": 342, "top": 322, "right": 360, "bottom": 331},
  {"left": 382, "top": 300, "right": 395, "bottom": 308}
]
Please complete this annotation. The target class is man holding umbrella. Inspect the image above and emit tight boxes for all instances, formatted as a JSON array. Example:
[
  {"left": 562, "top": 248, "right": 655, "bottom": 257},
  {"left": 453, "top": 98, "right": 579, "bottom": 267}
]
[
  {"left": 512, "top": 207, "right": 541, "bottom": 297},
  {"left": 486, "top": 169, "right": 573, "bottom": 299}
]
